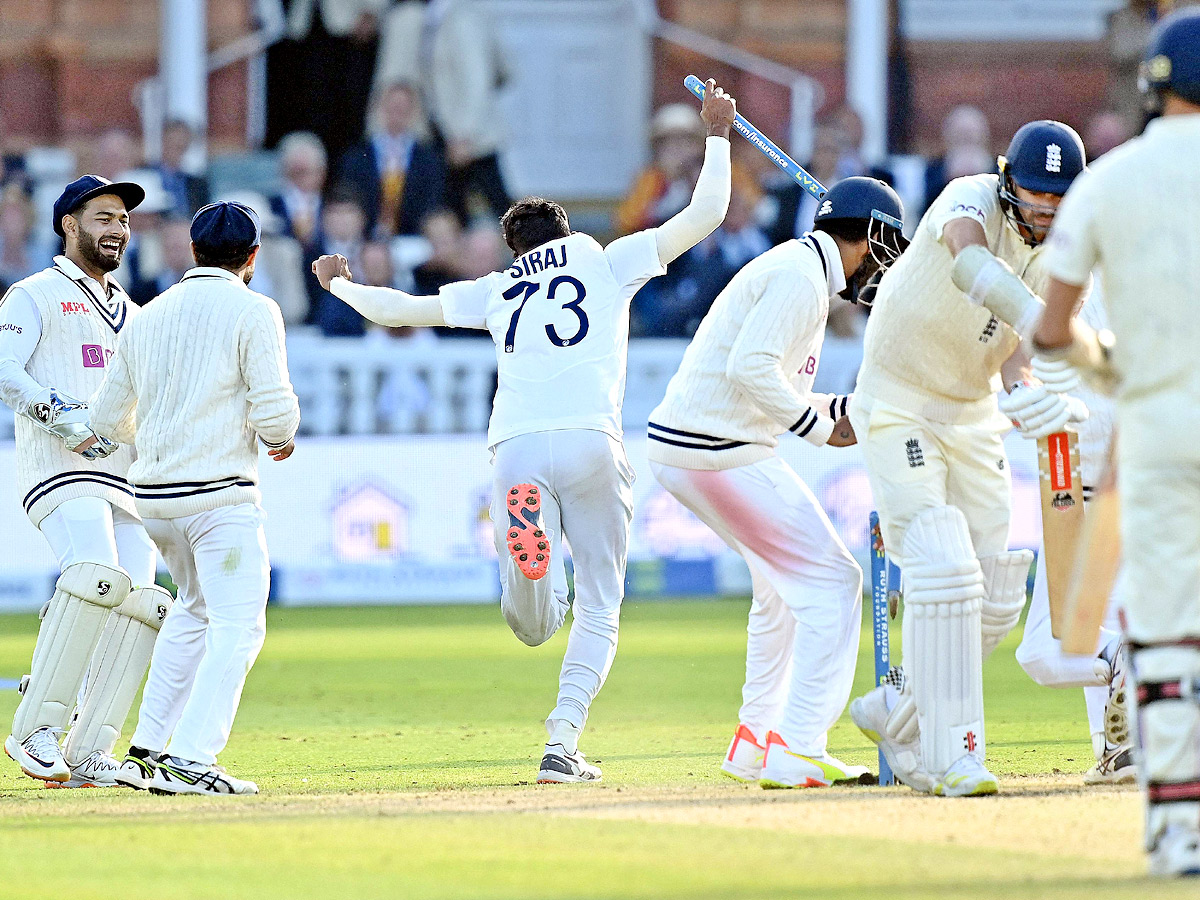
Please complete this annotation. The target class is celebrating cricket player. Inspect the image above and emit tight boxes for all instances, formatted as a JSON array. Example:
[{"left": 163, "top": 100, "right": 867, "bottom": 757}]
[
  {"left": 847, "top": 118, "right": 1089, "bottom": 796},
  {"left": 0, "top": 175, "right": 172, "bottom": 788},
  {"left": 648, "top": 177, "right": 907, "bottom": 788},
  {"left": 976, "top": 9, "right": 1200, "bottom": 876},
  {"left": 90, "top": 200, "right": 300, "bottom": 795},
  {"left": 312, "top": 81, "right": 737, "bottom": 783}
]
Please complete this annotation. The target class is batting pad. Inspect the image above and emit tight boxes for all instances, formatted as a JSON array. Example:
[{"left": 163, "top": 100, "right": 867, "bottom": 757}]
[
  {"left": 11, "top": 562, "right": 129, "bottom": 741},
  {"left": 64, "top": 585, "right": 173, "bottom": 765},
  {"left": 979, "top": 551, "right": 1034, "bottom": 660},
  {"left": 901, "top": 506, "right": 987, "bottom": 776}
]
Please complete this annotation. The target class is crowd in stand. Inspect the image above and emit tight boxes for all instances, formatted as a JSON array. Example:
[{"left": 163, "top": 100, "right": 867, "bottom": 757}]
[{"left": 0, "top": 0, "right": 1147, "bottom": 349}]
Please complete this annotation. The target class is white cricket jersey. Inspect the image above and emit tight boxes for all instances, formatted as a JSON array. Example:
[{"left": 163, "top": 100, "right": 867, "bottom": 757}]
[
  {"left": 856, "top": 174, "right": 1045, "bottom": 424},
  {"left": 1044, "top": 114, "right": 1200, "bottom": 462},
  {"left": 438, "top": 230, "right": 666, "bottom": 448},
  {"left": 0, "top": 256, "right": 138, "bottom": 526},
  {"left": 647, "top": 231, "right": 848, "bottom": 471},
  {"left": 89, "top": 267, "right": 300, "bottom": 520}
]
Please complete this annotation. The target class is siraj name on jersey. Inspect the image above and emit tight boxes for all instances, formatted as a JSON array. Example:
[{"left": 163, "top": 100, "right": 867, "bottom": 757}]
[{"left": 508, "top": 243, "right": 569, "bottom": 279}]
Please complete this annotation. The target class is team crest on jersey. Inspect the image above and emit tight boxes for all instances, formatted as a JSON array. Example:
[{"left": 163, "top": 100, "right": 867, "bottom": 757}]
[
  {"left": 1045, "top": 143, "right": 1062, "bottom": 173},
  {"left": 905, "top": 438, "right": 924, "bottom": 468},
  {"left": 818, "top": 199, "right": 833, "bottom": 217}
]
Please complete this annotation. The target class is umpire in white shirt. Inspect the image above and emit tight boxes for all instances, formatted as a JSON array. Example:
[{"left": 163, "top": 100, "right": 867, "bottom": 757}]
[{"left": 90, "top": 201, "right": 300, "bottom": 795}]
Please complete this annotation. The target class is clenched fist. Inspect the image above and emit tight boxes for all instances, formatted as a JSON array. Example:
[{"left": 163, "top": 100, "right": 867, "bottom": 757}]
[{"left": 312, "top": 254, "right": 352, "bottom": 291}]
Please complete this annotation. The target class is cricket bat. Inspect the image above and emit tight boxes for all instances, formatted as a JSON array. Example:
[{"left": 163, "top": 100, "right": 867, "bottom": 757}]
[
  {"left": 1060, "top": 481, "right": 1121, "bottom": 655},
  {"left": 1039, "top": 429, "right": 1084, "bottom": 639}
]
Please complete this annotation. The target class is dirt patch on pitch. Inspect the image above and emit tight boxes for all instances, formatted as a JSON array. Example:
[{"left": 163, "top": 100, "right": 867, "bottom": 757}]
[{"left": 0, "top": 775, "right": 1142, "bottom": 864}]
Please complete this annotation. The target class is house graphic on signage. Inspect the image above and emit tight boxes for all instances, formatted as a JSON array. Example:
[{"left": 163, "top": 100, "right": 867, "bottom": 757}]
[{"left": 331, "top": 483, "right": 410, "bottom": 563}]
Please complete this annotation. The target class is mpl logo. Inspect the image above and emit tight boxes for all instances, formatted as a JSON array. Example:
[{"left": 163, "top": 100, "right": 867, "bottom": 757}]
[
  {"left": 1045, "top": 143, "right": 1062, "bottom": 173},
  {"left": 61, "top": 301, "right": 90, "bottom": 316}
]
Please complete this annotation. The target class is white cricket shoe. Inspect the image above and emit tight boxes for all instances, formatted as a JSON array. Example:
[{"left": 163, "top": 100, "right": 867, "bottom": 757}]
[
  {"left": 148, "top": 755, "right": 259, "bottom": 795},
  {"left": 1083, "top": 740, "right": 1136, "bottom": 785},
  {"left": 5, "top": 727, "right": 69, "bottom": 783},
  {"left": 1149, "top": 826, "right": 1200, "bottom": 878},
  {"left": 720, "top": 724, "right": 766, "bottom": 783},
  {"left": 759, "top": 731, "right": 871, "bottom": 789},
  {"left": 45, "top": 750, "right": 121, "bottom": 788},
  {"left": 932, "top": 754, "right": 999, "bottom": 797},
  {"left": 537, "top": 744, "right": 601, "bottom": 783},
  {"left": 1104, "top": 642, "right": 1129, "bottom": 747},
  {"left": 115, "top": 747, "right": 160, "bottom": 791},
  {"left": 849, "top": 680, "right": 935, "bottom": 792}
]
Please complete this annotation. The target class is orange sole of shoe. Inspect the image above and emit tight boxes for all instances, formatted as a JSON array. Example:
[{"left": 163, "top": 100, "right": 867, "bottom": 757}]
[{"left": 505, "top": 483, "right": 550, "bottom": 581}]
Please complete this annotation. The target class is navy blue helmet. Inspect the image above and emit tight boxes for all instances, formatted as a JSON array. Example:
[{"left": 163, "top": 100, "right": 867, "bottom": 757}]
[
  {"left": 997, "top": 120, "right": 1086, "bottom": 246},
  {"left": 814, "top": 176, "right": 908, "bottom": 268},
  {"left": 1139, "top": 8, "right": 1200, "bottom": 114}
]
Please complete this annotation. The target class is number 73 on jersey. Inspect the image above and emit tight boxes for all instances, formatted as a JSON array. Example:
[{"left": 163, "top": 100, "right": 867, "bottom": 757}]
[{"left": 503, "top": 276, "right": 589, "bottom": 352}]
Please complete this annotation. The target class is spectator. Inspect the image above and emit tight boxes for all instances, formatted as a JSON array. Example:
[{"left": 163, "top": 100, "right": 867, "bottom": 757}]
[
  {"left": 1084, "top": 110, "right": 1134, "bottom": 161},
  {"left": 307, "top": 188, "right": 369, "bottom": 336},
  {"left": 760, "top": 123, "right": 842, "bottom": 245},
  {"left": 412, "top": 208, "right": 465, "bottom": 296},
  {"left": 270, "top": 132, "right": 327, "bottom": 250},
  {"left": 156, "top": 119, "right": 208, "bottom": 215},
  {"left": 0, "top": 112, "right": 29, "bottom": 193},
  {"left": 923, "top": 105, "right": 994, "bottom": 211},
  {"left": 92, "top": 128, "right": 141, "bottom": 182},
  {"left": 337, "top": 82, "right": 447, "bottom": 238},
  {"left": 615, "top": 103, "right": 706, "bottom": 235},
  {"left": 116, "top": 169, "right": 175, "bottom": 306},
  {"left": 0, "top": 184, "right": 51, "bottom": 292},
  {"left": 375, "top": 0, "right": 514, "bottom": 224},
  {"left": 269, "top": 0, "right": 389, "bottom": 162}
]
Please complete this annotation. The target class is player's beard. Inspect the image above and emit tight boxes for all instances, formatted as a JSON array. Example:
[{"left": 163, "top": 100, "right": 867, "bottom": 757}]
[
  {"left": 839, "top": 255, "right": 881, "bottom": 303},
  {"left": 76, "top": 227, "right": 125, "bottom": 274}
]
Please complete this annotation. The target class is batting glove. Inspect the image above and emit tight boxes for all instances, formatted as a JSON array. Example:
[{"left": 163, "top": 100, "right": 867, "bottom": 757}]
[
  {"left": 1030, "top": 356, "right": 1081, "bottom": 394},
  {"left": 999, "top": 383, "right": 1088, "bottom": 440}
]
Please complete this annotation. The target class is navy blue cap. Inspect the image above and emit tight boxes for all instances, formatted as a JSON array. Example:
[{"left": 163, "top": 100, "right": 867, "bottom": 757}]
[
  {"left": 53, "top": 175, "right": 146, "bottom": 237},
  {"left": 190, "top": 201, "right": 261, "bottom": 259}
]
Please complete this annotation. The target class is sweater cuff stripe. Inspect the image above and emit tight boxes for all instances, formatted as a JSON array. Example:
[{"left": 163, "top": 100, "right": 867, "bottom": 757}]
[
  {"left": 789, "top": 409, "right": 814, "bottom": 435},
  {"left": 261, "top": 434, "right": 294, "bottom": 449},
  {"left": 797, "top": 416, "right": 818, "bottom": 438}
]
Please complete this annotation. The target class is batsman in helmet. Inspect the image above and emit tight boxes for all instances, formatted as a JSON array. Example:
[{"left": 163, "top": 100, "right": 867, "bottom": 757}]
[{"left": 846, "top": 116, "right": 1101, "bottom": 797}]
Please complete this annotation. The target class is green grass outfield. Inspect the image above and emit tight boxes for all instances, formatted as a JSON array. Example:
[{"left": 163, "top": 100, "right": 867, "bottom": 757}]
[{"left": 0, "top": 600, "right": 1178, "bottom": 899}]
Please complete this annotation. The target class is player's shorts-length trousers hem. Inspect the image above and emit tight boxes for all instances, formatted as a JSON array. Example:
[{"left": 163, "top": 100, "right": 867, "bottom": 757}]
[{"left": 849, "top": 394, "right": 1012, "bottom": 568}]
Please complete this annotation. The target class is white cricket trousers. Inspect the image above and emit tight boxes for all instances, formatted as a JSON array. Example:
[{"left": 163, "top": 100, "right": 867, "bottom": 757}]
[
  {"left": 40, "top": 495, "right": 156, "bottom": 585},
  {"left": 131, "top": 503, "right": 270, "bottom": 765},
  {"left": 491, "top": 430, "right": 633, "bottom": 732},
  {"left": 651, "top": 456, "right": 863, "bottom": 755},
  {"left": 1016, "top": 533, "right": 1122, "bottom": 738}
]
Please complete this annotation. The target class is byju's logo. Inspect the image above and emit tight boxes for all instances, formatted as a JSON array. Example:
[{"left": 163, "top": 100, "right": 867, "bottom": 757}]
[{"left": 1045, "top": 143, "right": 1062, "bottom": 173}]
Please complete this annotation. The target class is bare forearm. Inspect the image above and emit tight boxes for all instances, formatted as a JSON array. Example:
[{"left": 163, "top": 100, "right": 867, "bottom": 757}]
[
  {"left": 330, "top": 277, "right": 447, "bottom": 328},
  {"left": 1033, "top": 277, "right": 1084, "bottom": 349}
]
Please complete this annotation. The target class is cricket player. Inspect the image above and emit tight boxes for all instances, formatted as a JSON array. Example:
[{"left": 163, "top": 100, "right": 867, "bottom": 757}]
[
  {"left": 648, "top": 177, "right": 908, "bottom": 789},
  {"left": 847, "top": 119, "right": 1089, "bottom": 797},
  {"left": 89, "top": 201, "right": 300, "bottom": 795},
  {"left": 1009, "top": 289, "right": 1132, "bottom": 784},
  {"left": 978, "top": 9, "right": 1200, "bottom": 876},
  {"left": 312, "top": 81, "right": 737, "bottom": 783},
  {"left": 0, "top": 175, "right": 173, "bottom": 788}
]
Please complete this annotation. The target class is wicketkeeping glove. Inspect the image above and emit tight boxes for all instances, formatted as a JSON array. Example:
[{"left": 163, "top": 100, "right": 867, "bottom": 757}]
[
  {"left": 999, "top": 383, "right": 1088, "bottom": 440},
  {"left": 23, "top": 387, "right": 119, "bottom": 459}
]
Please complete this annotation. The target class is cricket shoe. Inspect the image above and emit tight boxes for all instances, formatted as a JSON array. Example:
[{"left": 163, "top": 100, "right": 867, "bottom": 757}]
[
  {"left": 849, "top": 675, "right": 935, "bottom": 792},
  {"left": 537, "top": 744, "right": 601, "bottom": 783},
  {"left": 1083, "top": 742, "right": 1136, "bottom": 785},
  {"left": 505, "top": 484, "right": 549, "bottom": 580},
  {"left": 44, "top": 750, "right": 121, "bottom": 788},
  {"left": 759, "top": 731, "right": 871, "bottom": 789},
  {"left": 721, "top": 724, "right": 766, "bottom": 783},
  {"left": 148, "top": 755, "right": 259, "bottom": 795},
  {"left": 114, "top": 746, "right": 160, "bottom": 791},
  {"left": 1104, "top": 641, "right": 1129, "bottom": 747},
  {"left": 932, "top": 754, "right": 998, "bottom": 797},
  {"left": 1149, "top": 826, "right": 1200, "bottom": 878},
  {"left": 4, "top": 727, "right": 69, "bottom": 783}
]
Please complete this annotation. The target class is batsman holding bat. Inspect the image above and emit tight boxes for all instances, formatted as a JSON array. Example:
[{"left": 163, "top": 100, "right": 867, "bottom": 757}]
[
  {"left": 847, "top": 119, "right": 1089, "bottom": 797},
  {"left": 974, "top": 10, "right": 1200, "bottom": 877},
  {"left": 313, "top": 81, "right": 737, "bottom": 784}
]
